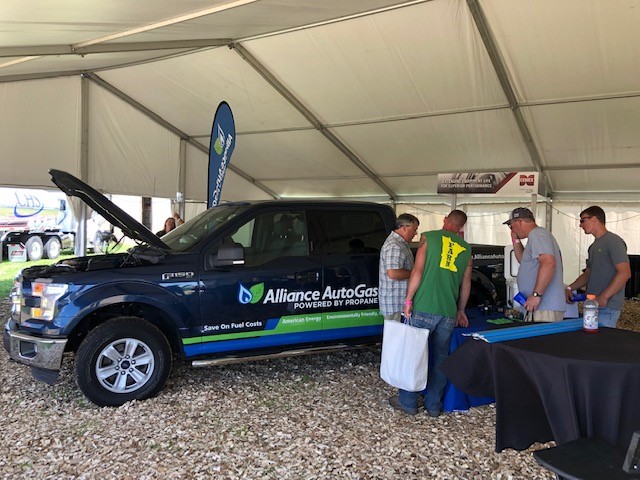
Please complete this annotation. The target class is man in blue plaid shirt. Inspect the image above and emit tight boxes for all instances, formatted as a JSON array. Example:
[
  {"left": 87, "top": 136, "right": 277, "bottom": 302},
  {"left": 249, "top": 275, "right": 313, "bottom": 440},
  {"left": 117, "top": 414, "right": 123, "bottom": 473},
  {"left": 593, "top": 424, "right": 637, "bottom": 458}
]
[{"left": 378, "top": 213, "right": 420, "bottom": 321}]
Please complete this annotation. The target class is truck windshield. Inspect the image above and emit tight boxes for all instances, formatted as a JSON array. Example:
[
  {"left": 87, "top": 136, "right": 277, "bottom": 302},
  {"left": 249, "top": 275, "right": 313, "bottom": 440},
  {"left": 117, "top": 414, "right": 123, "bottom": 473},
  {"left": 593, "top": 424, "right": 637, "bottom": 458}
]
[{"left": 159, "top": 204, "right": 250, "bottom": 252}]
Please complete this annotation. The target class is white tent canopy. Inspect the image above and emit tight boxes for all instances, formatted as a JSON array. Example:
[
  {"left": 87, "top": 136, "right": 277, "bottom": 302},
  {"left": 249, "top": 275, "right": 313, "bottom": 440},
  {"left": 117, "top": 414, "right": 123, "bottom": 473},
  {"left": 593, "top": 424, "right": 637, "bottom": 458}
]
[{"left": 1, "top": 0, "right": 639, "bottom": 280}]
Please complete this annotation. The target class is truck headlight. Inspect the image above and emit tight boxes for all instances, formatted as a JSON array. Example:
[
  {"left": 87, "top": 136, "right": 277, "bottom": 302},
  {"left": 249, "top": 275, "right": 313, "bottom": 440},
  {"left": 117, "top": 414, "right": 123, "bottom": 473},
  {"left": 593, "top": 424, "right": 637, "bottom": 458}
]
[
  {"left": 31, "top": 282, "right": 68, "bottom": 321},
  {"left": 10, "top": 279, "right": 22, "bottom": 321}
]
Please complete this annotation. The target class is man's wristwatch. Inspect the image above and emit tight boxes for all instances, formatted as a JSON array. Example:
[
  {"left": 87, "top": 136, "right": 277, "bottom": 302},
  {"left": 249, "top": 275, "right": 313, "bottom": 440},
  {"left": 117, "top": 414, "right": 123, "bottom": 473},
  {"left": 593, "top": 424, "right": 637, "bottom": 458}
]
[{"left": 532, "top": 291, "right": 542, "bottom": 298}]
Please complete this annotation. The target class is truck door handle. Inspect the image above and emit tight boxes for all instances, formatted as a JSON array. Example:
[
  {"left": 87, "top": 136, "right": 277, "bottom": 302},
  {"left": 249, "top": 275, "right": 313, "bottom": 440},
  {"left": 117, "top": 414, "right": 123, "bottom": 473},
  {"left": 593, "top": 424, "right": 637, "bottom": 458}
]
[{"left": 295, "top": 272, "right": 319, "bottom": 282}]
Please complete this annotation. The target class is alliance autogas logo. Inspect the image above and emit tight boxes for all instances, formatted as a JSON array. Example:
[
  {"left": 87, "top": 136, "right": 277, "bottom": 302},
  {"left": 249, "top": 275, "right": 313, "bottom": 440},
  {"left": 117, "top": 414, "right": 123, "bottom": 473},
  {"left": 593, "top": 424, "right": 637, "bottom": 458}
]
[
  {"left": 238, "top": 282, "right": 264, "bottom": 304},
  {"left": 237, "top": 282, "right": 378, "bottom": 309},
  {"left": 213, "top": 124, "right": 225, "bottom": 155}
]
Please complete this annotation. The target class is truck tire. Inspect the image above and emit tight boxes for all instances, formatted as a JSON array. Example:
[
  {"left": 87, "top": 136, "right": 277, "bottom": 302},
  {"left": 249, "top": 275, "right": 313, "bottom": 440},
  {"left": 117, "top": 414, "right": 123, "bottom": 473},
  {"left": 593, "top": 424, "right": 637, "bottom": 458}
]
[
  {"left": 25, "top": 236, "right": 44, "bottom": 261},
  {"left": 76, "top": 316, "right": 172, "bottom": 407},
  {"left": 44, "top": 237, "right": 62, "bottom": 259},
  {"left": 468, "top": 281, "right": 494, "bottom": 309}
]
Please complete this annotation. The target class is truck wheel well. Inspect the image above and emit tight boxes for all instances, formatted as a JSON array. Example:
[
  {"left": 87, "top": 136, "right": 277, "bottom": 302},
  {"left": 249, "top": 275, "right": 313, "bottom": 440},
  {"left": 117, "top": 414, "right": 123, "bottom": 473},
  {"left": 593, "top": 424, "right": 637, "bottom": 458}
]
[
  {"left": 468, "top": 281, "right": 494, "bottom": 308},
  {"left": 468, "top": 269, "right": 499, "bottom": 309},
  {"left": 65, "top": 302, "right": 183, "bottom": 360}
]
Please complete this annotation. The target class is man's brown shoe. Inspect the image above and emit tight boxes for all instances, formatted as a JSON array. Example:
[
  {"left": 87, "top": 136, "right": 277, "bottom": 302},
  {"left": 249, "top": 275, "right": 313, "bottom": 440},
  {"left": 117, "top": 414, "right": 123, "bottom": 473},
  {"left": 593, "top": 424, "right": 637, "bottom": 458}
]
[{"left": 388, "top": 395, "right": 418, "bottom": 415}]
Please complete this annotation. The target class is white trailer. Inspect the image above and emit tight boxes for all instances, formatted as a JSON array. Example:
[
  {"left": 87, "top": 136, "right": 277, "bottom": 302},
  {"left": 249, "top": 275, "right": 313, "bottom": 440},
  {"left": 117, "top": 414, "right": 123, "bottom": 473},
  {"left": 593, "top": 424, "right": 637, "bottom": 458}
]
[
  {"left": 1, "top": 187, "right": 175, "bottom": 262},
  {"left": 0, "top": 187, "right": 74, "bottom": 261}
]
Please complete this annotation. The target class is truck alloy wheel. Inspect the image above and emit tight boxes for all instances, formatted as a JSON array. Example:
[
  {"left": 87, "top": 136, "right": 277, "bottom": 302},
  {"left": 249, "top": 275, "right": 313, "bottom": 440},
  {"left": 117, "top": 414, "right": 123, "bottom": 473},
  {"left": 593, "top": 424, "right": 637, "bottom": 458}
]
[
  {"left": 25, "top": 236, "right": 44, "bottom": 261},
  {"left": 44, "top": 237, "right": 61, "bottom": 259},
  {"left": 76, "top": 316, "right": 171, "bottom": 407}
]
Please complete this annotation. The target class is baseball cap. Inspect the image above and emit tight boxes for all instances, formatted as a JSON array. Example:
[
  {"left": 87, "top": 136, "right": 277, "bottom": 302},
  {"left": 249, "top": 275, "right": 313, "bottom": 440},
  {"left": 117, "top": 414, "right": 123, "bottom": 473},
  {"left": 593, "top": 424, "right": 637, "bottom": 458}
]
[{"left": 503, "top": 207, "right": 534, "bottom": 225}]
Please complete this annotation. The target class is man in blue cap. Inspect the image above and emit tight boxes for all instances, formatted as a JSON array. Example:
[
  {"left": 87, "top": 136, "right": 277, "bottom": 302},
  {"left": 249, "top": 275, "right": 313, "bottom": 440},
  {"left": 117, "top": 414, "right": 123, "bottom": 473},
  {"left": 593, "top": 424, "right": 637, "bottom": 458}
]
[{"left": 505, "top": 207, "right": 566, "bottom": 322}]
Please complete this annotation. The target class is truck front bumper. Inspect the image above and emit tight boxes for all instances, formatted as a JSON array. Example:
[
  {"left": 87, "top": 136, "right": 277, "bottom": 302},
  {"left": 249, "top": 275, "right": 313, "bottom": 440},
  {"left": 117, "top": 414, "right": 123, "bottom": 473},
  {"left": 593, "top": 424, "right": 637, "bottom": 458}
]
[{"left": 4, "top": 328, "right": 67, "bottom": 372}]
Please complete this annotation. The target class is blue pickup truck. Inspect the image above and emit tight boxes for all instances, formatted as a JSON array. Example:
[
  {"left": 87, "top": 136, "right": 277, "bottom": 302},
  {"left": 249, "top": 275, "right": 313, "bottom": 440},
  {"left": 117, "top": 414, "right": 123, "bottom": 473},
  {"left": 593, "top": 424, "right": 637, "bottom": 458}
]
[
  {"left": 4, "top": 170, "right": 506, "bottom": 407},
  {"left": 5, "top": 170, "right": 397, "bottom": 406}
]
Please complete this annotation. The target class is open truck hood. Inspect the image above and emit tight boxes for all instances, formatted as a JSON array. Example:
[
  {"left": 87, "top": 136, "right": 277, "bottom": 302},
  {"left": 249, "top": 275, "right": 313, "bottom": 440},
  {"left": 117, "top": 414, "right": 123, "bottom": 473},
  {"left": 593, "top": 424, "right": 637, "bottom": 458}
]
[{"left": 49, "top": 169, "right": 168, "bottom": 250}]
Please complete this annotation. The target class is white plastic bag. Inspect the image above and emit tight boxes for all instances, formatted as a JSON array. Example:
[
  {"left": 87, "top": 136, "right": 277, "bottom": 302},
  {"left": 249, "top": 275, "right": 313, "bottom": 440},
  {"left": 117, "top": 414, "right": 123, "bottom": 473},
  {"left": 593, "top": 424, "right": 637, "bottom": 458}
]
[{"left": 379, "top": 319, "right": 429, "bottom": 391}]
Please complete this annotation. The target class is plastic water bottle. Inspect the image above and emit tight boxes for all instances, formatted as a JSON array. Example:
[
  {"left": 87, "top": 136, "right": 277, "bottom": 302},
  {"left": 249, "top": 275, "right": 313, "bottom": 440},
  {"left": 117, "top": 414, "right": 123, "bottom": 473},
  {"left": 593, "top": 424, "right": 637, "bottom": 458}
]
[{"left": 582, "top": 294, "right": 599, "bottom": 333}]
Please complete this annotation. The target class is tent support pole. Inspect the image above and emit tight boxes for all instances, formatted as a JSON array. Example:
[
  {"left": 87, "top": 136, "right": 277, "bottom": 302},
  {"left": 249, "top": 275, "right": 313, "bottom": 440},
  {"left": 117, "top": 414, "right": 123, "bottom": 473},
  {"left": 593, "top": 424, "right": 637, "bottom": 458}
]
[
  {"left": 177, "top": 139, "right": 187, "bottom": 219},
  {"left": 545, "top": 198, "right": 553, "bottom": 232},
  {"left": 530, "top": 194, "right": 537, "bottom": 218},
  {"left": 75, "top": 76, "right": 89, "bottom": 257}
]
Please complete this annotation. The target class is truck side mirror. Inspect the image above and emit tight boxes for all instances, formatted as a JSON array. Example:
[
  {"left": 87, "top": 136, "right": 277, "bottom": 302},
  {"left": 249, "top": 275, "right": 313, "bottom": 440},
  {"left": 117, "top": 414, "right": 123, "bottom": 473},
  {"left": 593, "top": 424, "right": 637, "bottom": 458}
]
[{"left": 215, "top": 243, "right": 245, "bottom": 267}]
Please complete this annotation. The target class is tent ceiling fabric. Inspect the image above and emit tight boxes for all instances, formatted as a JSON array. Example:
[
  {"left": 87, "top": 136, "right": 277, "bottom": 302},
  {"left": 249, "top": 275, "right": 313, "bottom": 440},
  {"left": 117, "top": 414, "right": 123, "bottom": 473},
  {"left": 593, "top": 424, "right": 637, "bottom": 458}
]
[{"left": 1, "top": 0, "right": 639, "bottom": 202}]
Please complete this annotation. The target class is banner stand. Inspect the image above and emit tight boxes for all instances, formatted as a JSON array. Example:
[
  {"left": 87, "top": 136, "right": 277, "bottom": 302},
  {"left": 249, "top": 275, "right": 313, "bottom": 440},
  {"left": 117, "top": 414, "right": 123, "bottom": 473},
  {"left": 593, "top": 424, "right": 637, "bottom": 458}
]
[{"left": 207, "top": 101, "right": 236, "bottom": 208}]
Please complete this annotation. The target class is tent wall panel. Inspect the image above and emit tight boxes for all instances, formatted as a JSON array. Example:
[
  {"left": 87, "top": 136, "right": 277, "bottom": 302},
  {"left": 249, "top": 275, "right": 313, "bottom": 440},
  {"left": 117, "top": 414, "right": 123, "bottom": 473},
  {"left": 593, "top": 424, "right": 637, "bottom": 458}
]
[
  {"left": 331, "top": 109, "right": 532, "bottom": 179},
  {"left": 99, "top": 48, "right": 311, "bottom": 137},
  {"left": 262, "top": 178, "right": 383, "bottom": 198},
  {"left": 184, "top": 142, "right": 209, "bottom": 202},
  {"left": 382, "top": 175, "right": 439, "bottom": 197},
  {"left": 88, "top": 83, "right": 180, "bottom": 197},
  {"left": 522, "top": 100, "right": 640, "bottom": 170},
  {"left": 549, "top": 168, "right": 640, "bottom": 194},
  {"left": 233, "top": 130, "right": 362, "bottom": 180},
  {"left": 0, "top": 77, "right": 81, "bottom": 187},
  {"left": 483, "top": 0, "right": 640, "bottom": 102},
  {"left": 246, "top": 0, "right": 507, "bottom": 125}
]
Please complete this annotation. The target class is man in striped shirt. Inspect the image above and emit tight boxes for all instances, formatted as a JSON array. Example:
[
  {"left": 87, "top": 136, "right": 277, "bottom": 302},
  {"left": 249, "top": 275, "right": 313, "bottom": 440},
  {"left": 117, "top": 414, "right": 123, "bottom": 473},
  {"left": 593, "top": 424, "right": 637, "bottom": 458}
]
[{"left": 378, "top": 213, "right": 420, "bottom": 321}]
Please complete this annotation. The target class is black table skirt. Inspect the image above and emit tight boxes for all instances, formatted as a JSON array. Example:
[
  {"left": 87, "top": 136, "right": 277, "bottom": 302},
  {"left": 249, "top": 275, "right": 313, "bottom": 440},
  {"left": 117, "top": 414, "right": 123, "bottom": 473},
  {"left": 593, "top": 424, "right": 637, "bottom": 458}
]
[{"left": 441, "top": 327, "right": 640, "bottom": 452}]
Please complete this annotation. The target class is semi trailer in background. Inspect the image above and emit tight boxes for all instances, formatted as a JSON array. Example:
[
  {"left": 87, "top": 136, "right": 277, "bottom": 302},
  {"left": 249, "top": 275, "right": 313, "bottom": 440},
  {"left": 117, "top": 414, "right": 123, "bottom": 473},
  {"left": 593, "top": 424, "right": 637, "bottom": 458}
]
[
  {"left": 0, "top": 187, "right": 75, "bottom": 261},
  {"left": 0, "top": 187, "right": 118, "bottom": 262}
]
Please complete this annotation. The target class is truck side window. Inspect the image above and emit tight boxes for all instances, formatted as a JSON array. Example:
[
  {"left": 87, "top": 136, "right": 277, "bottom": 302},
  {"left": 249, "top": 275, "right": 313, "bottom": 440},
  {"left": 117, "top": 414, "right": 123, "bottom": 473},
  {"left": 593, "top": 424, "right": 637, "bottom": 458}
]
[
  {"left": 213, "top": 210, "right": 309, "bottom": 267},
  {"left": 323, "top": 210, "right": 387, "bottom": 255},
  {"left": 230, "top": 219, "right": 254, "bottom": 247}
]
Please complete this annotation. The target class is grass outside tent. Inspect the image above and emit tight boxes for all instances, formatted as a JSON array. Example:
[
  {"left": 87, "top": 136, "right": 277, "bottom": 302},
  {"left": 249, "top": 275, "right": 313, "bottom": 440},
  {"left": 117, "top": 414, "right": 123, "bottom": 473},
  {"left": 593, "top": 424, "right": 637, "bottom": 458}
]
[
  {"left": 0, "top": 254, "right": 76, "bottom": 298},
  {"left": 0, "top": 243, "right": 135, "bottom": 298}
]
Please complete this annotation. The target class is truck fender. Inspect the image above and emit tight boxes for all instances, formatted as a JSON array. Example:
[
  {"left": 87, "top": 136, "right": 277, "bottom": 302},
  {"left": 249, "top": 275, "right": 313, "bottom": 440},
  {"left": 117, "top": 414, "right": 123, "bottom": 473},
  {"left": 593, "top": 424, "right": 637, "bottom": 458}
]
[
  {"left": 61, "top": 281, "right": 195, "bottom": 339},
  {"left": 470, "top": 269, "right": 498, "bottom": 302}
]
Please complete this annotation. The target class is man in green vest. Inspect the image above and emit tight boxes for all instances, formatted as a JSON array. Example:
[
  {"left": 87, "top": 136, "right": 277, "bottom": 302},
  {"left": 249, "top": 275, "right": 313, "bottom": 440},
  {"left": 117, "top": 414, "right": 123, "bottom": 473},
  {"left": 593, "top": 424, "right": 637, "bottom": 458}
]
[{"left": 389, "top": 210, "right": 472, "bottom": 417}]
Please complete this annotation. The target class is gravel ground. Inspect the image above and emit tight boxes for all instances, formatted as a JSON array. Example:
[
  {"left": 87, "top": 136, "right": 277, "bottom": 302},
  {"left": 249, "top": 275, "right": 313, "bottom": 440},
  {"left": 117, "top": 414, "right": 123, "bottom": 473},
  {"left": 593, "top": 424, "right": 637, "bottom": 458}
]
[{"left": 0, "top": 296, "right": 558, "bottom": 479}]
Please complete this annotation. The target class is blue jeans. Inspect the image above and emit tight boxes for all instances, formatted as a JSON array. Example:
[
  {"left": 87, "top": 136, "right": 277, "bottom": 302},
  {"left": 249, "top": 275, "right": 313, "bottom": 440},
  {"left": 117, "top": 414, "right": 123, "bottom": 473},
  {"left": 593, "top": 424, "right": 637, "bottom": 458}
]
[
  {"left": 598, "top": 307, "right": 621, "bottom": 328},
  {"left": 397, "top": 311, "right": 455, "bottom": 414}
]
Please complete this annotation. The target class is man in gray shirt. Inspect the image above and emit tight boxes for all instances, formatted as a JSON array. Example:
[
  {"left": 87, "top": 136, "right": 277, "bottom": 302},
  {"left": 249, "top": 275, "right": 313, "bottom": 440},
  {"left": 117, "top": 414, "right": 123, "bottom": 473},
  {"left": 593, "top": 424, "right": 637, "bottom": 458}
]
[
  {"left": 565, "top": 206, "right": 631, "bottom": 327},
  {"left": 505, "top": 208, "right": 566, "bottom": 321},
  {"left": 378, "top": 213, "right": 420, "bottom": 321}
]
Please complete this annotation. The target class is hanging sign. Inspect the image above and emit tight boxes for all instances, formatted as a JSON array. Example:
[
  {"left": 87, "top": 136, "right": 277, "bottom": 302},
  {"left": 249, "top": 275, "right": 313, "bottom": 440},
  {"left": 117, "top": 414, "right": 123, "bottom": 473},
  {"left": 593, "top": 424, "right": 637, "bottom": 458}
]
[{"left": 437, "top": 172, "right": 538, "bottom": 196}]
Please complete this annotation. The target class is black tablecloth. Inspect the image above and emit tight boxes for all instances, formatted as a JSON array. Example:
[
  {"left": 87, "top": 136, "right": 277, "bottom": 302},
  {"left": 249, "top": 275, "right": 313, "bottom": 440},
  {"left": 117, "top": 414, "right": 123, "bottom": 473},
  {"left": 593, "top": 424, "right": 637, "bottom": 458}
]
[{"left": 441, "top": 327, "right": 640, "bottom": 452}]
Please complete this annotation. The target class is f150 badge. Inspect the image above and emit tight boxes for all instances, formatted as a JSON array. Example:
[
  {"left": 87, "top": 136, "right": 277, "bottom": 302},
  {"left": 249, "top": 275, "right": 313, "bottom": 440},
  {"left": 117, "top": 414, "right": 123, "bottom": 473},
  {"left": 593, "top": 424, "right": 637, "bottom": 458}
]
[{"left": 162, "top": 272, "right": 194, "bottom": 281}]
